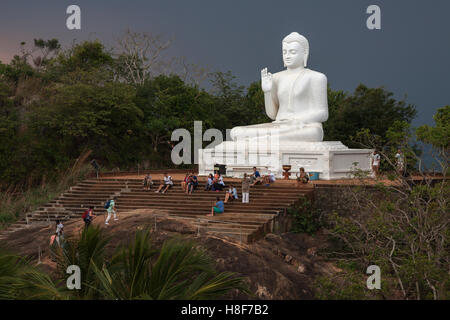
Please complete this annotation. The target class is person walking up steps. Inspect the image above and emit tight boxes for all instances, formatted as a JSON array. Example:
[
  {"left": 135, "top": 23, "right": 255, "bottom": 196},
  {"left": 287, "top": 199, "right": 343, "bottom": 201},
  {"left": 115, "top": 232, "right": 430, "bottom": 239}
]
[
  {"left": 82, "top": 206, "right": 95, "bottom": 229},
  {"left": 105, "top": 197, "right": 118, "bottom": 225},
  {"left": 242, "top": 173, "right": 250, "bottom": 203},
  {"left": 55, "top": 220, "right": 64, "bottom": 247}
]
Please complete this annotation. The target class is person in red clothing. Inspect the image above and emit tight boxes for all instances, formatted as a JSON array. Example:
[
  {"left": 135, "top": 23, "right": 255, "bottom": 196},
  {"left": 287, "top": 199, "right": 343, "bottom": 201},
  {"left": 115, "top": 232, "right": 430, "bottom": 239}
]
[
  {"left": 82, "top": 206, "right": 95, "bottom": 228},
  {"left": 181, "top": 173, "right": 189, "bottom": 192}
]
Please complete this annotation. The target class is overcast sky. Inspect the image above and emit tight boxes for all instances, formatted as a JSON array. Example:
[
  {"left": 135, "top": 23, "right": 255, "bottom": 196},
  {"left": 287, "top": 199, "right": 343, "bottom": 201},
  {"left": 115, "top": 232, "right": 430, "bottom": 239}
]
[{"left": 1, "top": 0, "right": 449, "bottom": 126}]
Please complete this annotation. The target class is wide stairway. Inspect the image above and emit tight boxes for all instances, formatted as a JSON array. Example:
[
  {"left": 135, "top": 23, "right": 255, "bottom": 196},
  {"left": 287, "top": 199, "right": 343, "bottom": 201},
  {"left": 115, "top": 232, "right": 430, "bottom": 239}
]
[{"left": 0, "top": 178, "right": 313, "bottom": 243}]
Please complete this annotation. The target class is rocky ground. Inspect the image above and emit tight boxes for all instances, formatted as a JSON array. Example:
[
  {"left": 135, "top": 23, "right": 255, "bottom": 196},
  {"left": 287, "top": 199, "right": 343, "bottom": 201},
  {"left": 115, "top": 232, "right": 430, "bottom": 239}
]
[{"left": 0, "top": 209, "right": 340, "bottom": 300}]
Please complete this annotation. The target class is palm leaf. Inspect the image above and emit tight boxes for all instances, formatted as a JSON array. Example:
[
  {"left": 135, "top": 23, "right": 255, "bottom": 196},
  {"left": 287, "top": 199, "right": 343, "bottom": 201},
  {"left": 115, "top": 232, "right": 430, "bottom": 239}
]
[{"left": 0, "top": 250, "right": 68, "bottom": 300}]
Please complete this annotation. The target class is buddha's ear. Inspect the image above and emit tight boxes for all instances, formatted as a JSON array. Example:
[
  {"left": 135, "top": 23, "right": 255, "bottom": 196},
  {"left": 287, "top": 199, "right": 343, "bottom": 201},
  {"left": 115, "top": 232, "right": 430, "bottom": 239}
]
[{"left": 304, "top": 53, "right": 308, "bottom": 67}]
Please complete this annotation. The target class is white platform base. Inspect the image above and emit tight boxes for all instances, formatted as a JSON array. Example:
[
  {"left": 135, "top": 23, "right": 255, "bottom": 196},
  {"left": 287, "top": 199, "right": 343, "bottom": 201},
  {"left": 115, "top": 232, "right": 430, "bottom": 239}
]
[{"left": 198, "top": 141, "right": 373, "bottom": 180}]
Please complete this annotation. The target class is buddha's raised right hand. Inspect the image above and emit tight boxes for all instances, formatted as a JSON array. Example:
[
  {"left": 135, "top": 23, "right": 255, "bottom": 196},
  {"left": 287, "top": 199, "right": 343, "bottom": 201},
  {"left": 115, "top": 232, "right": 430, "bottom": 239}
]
[{"left": 261, "top": 68, "right": 273, "bottom": 93}]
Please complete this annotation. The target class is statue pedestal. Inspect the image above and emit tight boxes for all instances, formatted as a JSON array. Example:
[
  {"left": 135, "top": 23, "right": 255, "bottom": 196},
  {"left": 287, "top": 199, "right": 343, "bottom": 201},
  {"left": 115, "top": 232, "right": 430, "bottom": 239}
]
[{"left": 198, "top": 141, "right": 374, "bottom": 180}]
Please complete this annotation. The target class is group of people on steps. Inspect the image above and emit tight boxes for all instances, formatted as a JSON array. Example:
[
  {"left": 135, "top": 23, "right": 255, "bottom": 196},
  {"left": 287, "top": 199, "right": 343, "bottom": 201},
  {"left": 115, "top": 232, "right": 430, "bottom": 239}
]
[
  {"left": 51, "top": 149, "right": 403, "bottom": 247},
  {"left": 50, "top": 167, "right": 314, "bottom": 246}
]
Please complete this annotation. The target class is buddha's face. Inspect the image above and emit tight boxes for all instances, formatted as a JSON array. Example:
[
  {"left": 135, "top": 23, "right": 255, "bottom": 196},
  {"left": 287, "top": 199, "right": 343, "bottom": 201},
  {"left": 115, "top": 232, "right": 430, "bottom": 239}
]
[{"left": 282, "top": 41, "right": 305, "bottom": 69}]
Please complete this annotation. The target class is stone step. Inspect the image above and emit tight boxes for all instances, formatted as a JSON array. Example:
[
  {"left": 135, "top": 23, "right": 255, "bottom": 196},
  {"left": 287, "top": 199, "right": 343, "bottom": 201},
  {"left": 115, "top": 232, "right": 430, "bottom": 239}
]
[
  {"left": 29, "top": 208, "right": 279, "bottom": 218},
  {"left": 78, "top": 181, "right": 310, "bottom": 191},
  {"left": 201, "top": 226, "right": 260, "bottom": 234},
  {"left": 197, "top": 212, "right": 277, "bottom": 219},
  {"left": 3, "top": 174, "right": 313, "bottom": 244},
  {"left": 199, "top": 215, "right": 273, "bottom": 223},
  {"left": 167, "top": 207, "right": 281, "bottom": 214},
  {"left": 203, "top": 230, "right": 256, "bottom": 243},
  {"left": 115, "top": 202, "right": 291, "bottom": 208},
  {"left": 197, "top": 222, "right": 262, "bottom": 230},
  {"left": 57, "top": 193, "right": 304, "bottom": 201},
  {"left": 42, "top": 199, "right": 298, "bottom": 208},
  {"left": 63, "top": 188, "right": 309, "bottom": 196}
]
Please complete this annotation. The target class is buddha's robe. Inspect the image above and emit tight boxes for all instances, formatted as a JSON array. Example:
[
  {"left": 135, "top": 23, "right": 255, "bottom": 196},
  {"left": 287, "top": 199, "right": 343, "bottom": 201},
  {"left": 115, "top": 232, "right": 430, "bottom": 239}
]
[{"left": 230, "top": 68, "right": 328, "bottom": 143}]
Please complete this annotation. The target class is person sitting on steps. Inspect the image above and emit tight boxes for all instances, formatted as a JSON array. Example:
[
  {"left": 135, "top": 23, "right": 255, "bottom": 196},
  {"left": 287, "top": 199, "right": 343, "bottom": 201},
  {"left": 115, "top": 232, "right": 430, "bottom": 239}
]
[
  {"left": 208, "top": 196, "right": 224, "bottom": 216},
  {"left": 224, "top": 184, "right": 238, "bottom": 203},
  {"left": 143, "top": 173, "right": 153, "bottom": 191},
  {"left": 250, "top": 167, "right": 263, "bottom": 186},
  {"left": 263, "top": 171, "right": 276, "bottom": 186},
  {"left": 181, "top": 173, "right": 189, "bottom": 192},
  {"left": 296, "top": 167, "right": 309, "bottom": 187},
  {"left": 205, "top": 173, "right": 214, "bottom": 191},
  {"left": 184, "top": 172, "right": 193, "bottom": 194},
  {"left": 212, "top": 172, "right": 225, "bottom": 191},
  {"left": 155, "top": 172, "right": 173, "bottom": 193},
  {"left": 187, "top": 171, "right": 198, "bottom": 194}
]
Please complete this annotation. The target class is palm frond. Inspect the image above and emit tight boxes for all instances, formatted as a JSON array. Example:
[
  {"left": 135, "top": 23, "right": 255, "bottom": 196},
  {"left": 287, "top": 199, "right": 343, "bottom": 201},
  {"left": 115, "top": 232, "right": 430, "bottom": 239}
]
[{"left": 0, "top": 250, "right": 68, "bottom": 300}]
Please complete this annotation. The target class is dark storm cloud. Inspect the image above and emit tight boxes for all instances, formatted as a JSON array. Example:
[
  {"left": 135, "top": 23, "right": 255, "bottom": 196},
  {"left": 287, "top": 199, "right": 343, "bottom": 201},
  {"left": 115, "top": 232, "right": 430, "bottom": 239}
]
[{"left": 0, "top": 0, "right": 449, "bottom": 125}]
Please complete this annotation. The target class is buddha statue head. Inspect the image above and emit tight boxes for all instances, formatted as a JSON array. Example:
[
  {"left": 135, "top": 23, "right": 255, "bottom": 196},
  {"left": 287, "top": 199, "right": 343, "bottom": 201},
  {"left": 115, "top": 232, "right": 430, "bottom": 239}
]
[{"left": 282, "top": 32, "right": 309, "bottom": 69}]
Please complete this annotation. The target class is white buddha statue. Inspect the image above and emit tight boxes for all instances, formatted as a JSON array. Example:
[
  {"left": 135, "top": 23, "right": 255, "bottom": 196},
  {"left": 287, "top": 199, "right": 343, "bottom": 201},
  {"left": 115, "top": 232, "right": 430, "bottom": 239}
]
[{"left": 230, "top": 32, "right": 328, "bottom": 143}]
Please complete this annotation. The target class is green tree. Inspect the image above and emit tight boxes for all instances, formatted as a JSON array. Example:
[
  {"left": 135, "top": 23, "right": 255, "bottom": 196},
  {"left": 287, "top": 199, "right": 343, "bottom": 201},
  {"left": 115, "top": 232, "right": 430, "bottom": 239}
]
[
  {"left": 0, "top": 80, "right": 20, "bottom": 183},
  {"left": 27, "top": 80, "right": 142, "bottom": 170},
  {"left": 324, "top": 84, "right": 416, "bottom": 148},
  {"left": 209, "top": 71, "right": 270, "bottom": 133},
  {"left": 416, "top": 105, "right": 450, "bottom": 171},
  {"left": 135, "top": 75, "right": 216, "bottom": 165},
  {"left": 321, "top": 108, "right": 449, "bottom": 299}
]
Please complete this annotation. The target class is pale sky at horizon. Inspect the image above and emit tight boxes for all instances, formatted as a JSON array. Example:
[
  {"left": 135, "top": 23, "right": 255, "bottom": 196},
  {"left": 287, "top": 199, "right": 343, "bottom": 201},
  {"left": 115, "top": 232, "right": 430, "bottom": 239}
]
[{"left": 1, "top": 0, "right": 449, "bottom": 127}]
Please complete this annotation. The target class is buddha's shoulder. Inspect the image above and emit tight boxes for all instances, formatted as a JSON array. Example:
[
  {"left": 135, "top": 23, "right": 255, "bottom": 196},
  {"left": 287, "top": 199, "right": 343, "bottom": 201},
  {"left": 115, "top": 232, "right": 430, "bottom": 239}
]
[{"left": 305, "top": 69, "right": 327, "bottom": 83}]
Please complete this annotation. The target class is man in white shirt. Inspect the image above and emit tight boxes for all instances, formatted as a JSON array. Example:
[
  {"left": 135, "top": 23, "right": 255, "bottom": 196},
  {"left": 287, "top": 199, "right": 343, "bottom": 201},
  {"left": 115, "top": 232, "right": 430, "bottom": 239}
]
[
  {"left": 155, "top": 172, "right": 173, "bottom": 193},
  {"left": 371, "top": 150, "right": 381, "bottom": 178}
]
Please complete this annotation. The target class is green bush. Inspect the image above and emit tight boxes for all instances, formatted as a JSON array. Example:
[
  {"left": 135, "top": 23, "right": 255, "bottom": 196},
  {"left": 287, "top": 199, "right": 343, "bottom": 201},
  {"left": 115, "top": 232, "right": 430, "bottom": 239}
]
[
  {"left": 0, "top": 163, "right": 91, "bottom": 229},
  {"left": 288, "top": 197, "right": 322, "bottom": 235}
]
